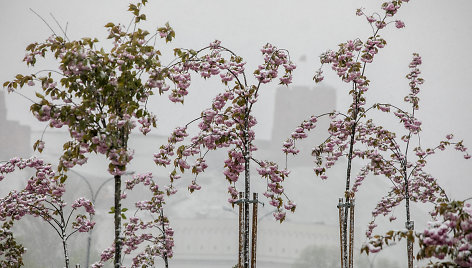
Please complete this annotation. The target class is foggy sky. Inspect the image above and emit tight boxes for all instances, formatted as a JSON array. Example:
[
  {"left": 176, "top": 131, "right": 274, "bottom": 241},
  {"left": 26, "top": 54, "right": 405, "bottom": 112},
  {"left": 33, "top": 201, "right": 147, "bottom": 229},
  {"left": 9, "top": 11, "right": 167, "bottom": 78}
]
[{"left": 1, "top": 1, "right": 471, "bottom": 199}]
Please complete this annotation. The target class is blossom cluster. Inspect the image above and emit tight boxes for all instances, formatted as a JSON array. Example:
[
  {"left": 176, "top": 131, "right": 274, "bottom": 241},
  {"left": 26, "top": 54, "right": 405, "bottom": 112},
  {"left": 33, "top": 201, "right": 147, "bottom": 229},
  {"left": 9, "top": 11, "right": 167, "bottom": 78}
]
[
  {"left": 0, "top": 157, "right": 95, "bottom": 264},
  {"left": 362, "top": 200, "right": 472, "bottom": 267},
  {"left": 417, "top": 200, "right": 472, "bottom": 266},
  {"left": 93, "top": 173, "right": 173, "bottom": 268},
  {"left": 356, "top": 1, "right": 410, "bottom": 33}
]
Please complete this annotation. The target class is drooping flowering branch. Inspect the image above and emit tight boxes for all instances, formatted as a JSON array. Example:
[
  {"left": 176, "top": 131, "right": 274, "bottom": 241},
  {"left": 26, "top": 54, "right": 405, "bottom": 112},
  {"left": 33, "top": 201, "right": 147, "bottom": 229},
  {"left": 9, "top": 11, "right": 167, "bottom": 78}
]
[
  {"left": 0, "top": 157, "right": 94, "bottom": 268},
  {"left": 361, "top": 199, "right": 472, "bottom": 267},
  {"left": 92, "top": 173, "right": 173, "bottom": 268}
]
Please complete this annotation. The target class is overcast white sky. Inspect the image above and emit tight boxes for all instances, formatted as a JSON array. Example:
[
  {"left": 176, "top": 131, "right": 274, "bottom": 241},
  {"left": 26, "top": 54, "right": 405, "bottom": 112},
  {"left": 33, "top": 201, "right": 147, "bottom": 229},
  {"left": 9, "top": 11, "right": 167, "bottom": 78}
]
[{"left": 1, "top": 0, "right": 471, "bottom": 198}]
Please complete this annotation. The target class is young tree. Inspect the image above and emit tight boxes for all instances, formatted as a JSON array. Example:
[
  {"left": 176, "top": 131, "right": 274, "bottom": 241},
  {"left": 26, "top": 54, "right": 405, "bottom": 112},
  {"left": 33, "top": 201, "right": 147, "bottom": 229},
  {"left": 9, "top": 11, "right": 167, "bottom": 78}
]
[
  {"left": 282, "top": 1, "right": 413, "bottom": 266},
  {"left": 0, "top": 157, "right": 94, "bottom": 268},
  {"left": 353, "top": 53, "right": 470, "bottom": 267},
  {"left": 153, "top": 41, "right": 297, "bottom": 267},
  {"left": 3, "top": 0, "right": 184, "bottom": 266}
]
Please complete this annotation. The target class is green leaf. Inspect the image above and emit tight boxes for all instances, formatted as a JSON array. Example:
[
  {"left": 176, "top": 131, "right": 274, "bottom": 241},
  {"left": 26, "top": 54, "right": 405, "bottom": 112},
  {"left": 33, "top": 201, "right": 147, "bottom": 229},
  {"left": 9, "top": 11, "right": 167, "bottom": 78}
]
[
  {"left": 109, "top": 207, "right": 115, "bottom": 214},
  {"left": 121, "top": 213, "right": 127, "bottom": 219}
]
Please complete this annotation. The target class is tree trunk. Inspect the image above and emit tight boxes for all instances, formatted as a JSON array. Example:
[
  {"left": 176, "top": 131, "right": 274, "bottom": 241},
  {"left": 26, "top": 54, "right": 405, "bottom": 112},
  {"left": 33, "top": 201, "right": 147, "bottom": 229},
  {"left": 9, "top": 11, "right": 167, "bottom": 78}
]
[
  {"left": 243, "top": 153, "right": 250, "bottom": 268},
  {"left": 161, "top": 210, "right": 169, "bottom": 268},
  {"left": 62, "top": 232, "right": 70, "bottom": 268},
  {"left": 341, "top": 89, "right": 359, "bottom": 267},
  {"left": 242, "top": 105, "right": 251, "bottom": 268},
  {"left": 342, "top": 121, "right": 357, "bottom": 268},
  {"left": 86, "top": 223, "right": 92, "bottom": 268},
  {"left": 403, "top": 164, "right": 414, "bottom": 268}
]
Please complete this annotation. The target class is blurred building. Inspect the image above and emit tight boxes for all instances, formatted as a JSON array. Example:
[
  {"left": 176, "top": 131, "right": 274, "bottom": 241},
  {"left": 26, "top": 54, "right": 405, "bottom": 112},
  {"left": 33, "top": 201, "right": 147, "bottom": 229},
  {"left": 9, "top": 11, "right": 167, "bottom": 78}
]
[{"left": 0, "top": 91, "right": 31, "bottom": 160}]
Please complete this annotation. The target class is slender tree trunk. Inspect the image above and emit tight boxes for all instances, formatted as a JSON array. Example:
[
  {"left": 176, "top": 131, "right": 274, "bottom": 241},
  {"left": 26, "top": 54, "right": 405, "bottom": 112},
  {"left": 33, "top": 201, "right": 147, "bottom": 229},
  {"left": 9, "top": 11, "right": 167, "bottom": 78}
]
[
  {"left": 242, "top": 104, "right": 251, "bottom": 268},
  {"left": 114, "top": 174, "right": 122, "bottom": 268},
  {"left": 59, "top": 207, "right": 70, "bottom": 268},
  {"left": 342, "top": 120, "right": 357, "bottom": 267},
  {"left": 341, "top": 90, "right": 359, "bottom": 267},
  {"left": 403, "top": 164, "right": 414, "bottom": 268},
  {"left": 161, "top": 210, "right": 169, "bottom": 268},
  {"left": 62, "top": 232, "right": 70, "bottom": 268},
  {"left": 86, "top": 219, "right": 93, "bottom": 268},
  {"left": 243, "top": 148, "right": 250, "bottom": 268}
]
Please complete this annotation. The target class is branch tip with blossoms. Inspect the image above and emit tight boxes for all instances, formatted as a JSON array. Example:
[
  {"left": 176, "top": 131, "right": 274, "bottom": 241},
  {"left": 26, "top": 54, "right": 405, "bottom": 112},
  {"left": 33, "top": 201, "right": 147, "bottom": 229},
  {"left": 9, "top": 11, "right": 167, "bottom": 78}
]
[
  {"left": 93, "top": 172, "right": 173, "bottom": 268},
  {"left": 363, "top": 199, "right": 472, "bottom": 267},
  {"left": 0, "top": 157, "right": 94, "bottom": 267}
]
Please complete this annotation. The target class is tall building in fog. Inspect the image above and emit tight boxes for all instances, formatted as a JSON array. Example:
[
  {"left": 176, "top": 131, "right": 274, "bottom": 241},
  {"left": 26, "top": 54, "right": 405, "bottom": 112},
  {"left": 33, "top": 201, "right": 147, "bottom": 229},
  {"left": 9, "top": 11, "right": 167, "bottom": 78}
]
[{"left": 0, "top": 91, "right": 31, "bottom": 160}]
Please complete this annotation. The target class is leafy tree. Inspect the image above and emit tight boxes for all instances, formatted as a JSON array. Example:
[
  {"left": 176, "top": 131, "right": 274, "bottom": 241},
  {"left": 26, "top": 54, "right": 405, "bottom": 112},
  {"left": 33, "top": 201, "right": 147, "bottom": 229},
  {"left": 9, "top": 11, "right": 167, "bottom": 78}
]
[{"left": 3, "top": 0, "right": 184, "bottom": 266}]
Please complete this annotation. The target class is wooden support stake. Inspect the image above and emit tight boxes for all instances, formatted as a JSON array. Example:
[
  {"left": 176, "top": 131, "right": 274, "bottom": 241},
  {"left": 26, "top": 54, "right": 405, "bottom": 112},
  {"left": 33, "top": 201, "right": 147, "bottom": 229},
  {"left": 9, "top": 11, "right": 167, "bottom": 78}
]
[
  {"left": 251, "top": 193, "right": 258, "bottom": 268},
  {"left": 337, "top": 198, "right": 345, "bottom": 268},
  {"left": 238, "top": 192, "right": 244, "bottom": 268},
  {"left": 348, "top": 199, "right": 355, "bottom": 268}
]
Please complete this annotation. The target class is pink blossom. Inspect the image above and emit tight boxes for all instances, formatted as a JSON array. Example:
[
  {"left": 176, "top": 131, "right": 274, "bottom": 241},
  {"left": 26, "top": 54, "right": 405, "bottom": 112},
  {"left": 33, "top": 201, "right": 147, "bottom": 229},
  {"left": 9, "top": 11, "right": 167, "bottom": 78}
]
[{"left": 395, "top": 20, "right": 405, "bottom": 29}]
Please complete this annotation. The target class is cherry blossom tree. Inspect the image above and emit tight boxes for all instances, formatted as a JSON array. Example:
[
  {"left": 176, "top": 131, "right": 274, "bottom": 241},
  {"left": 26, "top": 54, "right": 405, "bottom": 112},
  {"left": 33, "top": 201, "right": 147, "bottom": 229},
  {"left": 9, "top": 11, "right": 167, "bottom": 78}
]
[
  {"left": 283, "top": 1, "right": 471, "bottom": 267},
  {"left": 353, "top": 53, "right": 470, "bottom": 267},
  {"left": 3, "top": 0, "right": 185, "bottom": 266},
  {"left": 0, "top": 157, "right": 94, "bottom": 268},
  {"left": 282, "top": 1, "right": 415, "bottom": 267},
  {"left": 153, "top": 40, "right": 296, "bottom": 267}
]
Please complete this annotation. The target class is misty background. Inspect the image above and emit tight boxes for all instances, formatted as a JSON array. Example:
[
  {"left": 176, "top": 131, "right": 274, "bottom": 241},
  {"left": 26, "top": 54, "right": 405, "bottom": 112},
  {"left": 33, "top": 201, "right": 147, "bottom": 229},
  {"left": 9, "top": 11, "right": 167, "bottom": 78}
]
[{"left": 0, "top": 0, "right": 471, "bottom": 267}]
